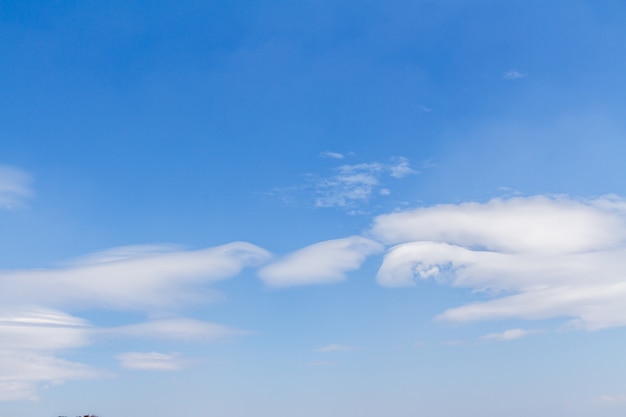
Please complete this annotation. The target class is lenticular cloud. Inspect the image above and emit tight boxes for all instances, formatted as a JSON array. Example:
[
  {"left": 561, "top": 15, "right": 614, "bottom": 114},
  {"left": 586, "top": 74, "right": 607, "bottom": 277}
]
[{"left": 372, "top": 195, "right": 626, "bottom": 330}]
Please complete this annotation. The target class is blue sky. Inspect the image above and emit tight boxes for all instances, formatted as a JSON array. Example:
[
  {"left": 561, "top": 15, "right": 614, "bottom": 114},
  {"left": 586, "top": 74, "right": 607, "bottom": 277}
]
[{"left": 2, "top": 1, "right": 626, "bottom": 416}]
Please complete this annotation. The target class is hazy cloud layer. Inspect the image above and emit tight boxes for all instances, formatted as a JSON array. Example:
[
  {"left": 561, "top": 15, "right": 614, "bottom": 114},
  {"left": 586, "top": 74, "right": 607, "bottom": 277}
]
[{"left": 374, "top": 195, "right": 626, "bottom": 330}]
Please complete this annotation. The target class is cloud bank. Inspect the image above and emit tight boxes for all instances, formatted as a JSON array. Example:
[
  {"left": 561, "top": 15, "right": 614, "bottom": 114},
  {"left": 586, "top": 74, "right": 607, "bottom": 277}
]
[{"left": 373, "top": 195, "right": 626, "bottom": 330}]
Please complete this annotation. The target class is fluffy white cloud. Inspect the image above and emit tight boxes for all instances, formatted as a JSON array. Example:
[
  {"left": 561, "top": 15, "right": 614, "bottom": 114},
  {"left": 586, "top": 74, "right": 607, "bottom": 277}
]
[
  {"left": 258, "top": 236, "right": 383, "bottom": 287},
  {"left": 0, "top": 165, "right": 32, "bottom": 209},
  {"left": 0, "top": 242, "right": 271, "bottom": 310},
  {"left": 374, "top": 195, "right": 626, "bottom": 331},
  {"left": 372, "top": 195, "right": 626, "bottom": 253},
  {"left": 116, "top": 352, "right": 188, "bottom": 371}
]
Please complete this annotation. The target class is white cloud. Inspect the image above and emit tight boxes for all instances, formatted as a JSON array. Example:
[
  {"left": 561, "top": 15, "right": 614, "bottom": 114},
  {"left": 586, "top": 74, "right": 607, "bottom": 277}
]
[
  {"left": 388, "top": 157, "right": 416, "bottom": 178},
  {"left": 503, "top": 69, "right": 525, "bottom": 79},
  {"left": 313, "top": 158, "right": 416, "bottom": 208},
  {"left": 314, "top": 344, "right": 359, "bottom": 352},
  {"left": 0, "top": 241, "right": 269, "bottom": 401},
  {"left": 0, "top": 165, "right": 32, "bottom": 210},
  {"left": 103, "top": 318, "right": 245, "bottom": 342},
  {"left": 0, "top": 309, "right": 103, "bottom": 401},
  {"left": 372, "top": 195, "right": 626, "bottom": 253},
  {"left": 0, "top": 242, "right": 271, "bottom": 310},
  {"left": 258, "top": 236, "right": 383, "bottom": 287},
  {"left": 320, "top": 151, "right": 344, "bottom": 159},
  {"left": 480, "top": 328, "right": 541, "bottom": 342},
  {"left": 0, "top": 352, "right": 102, "bottom": 401},
  {"left": 0, "top": 312, "right": 90, "bottom": 351},
  {"left": 116, "top": 352, "right": 188, "bottom": 371},
  {"left": 374, "top": 195, "right": 626, "bottom": 331},
  {"left": 0, "top": 309, "right": 243, "bottom": 400}
]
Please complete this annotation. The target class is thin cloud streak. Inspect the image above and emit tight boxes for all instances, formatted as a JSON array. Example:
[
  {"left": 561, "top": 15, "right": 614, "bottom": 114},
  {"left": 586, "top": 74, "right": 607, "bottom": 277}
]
[
  {"left": 0, "top": 165, "right": 32, "bottom": 210},
  {"left": 116, "top": 352, "right": 189, "bottom": 371}
]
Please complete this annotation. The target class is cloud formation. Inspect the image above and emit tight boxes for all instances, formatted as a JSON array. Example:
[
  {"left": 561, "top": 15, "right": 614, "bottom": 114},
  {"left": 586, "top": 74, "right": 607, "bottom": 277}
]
[
  {"left": 503, "top": 69, "right": 525, "bottom": 79},
  {"left": 480, "top": 328, "right": 541, "bottom": 342},
  {"left": 0, "top": 165, "right": 32, "bottom": 209},
  {"left": 374, "top": 195, "right": 626, "bottom": 331},
  {"left": 259, "top": 236, "right": 383, "bottom": 287},
  {"left": 0, "top": 242, "right": 271, "bottom": 310},
  {"left": 116, "top": 352, "right": 188, "bottom": 371},
  {"left": 0, "top": 309, "right": 243, "bottom": 400},
  {"left": 0, "top": 309, "right": 103, "bottom": 401},
  {"left": 0, "top": 242, "right": 268, "bottom": 401},
  {"left": 320, "top": 151, "right": 344, "bottom": 159},
  {"left": 314, "top": 344, "right": 359, "bottom": 352},
  {"left": 104, "top": 318, "right": 245, "bottom": 342},
  {"left": 313, "top": 158, "right": 417, "bottom": 208}
]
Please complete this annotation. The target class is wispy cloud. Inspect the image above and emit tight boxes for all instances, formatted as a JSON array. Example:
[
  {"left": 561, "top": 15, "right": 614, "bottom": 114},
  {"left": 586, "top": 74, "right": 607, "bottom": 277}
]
[
  {"left": 598, "top": 394, "right": 626, "bottom": 405},
  {"left": 0, "top": 165, "right": 32, "bottom": 210},
  {"left": 269, "top": 157, "right": 417, "bottom": 211},
  {"left": 103, "top": 318, "right": 246, "bottom": 342},
  {"left": 0, "top": 242, "right": 271, "bottom": 310},
  {"left": 503, "top": 69, "right": 525, "bottom": 80},
  {"left": 314, "top": 344, "right": 359, "bottom": 352},
  {"left": 0, "top": 309, "right": 244, "bottom": 400},
  {"left": 116, "top": 352, "right": 189, "bottom": 371},
  {"left": 258, "top": 236, "right": 383, "bottom": 287},
  {"left": 373, "top": 195, "right": 626, "bottom": 331},
  {"left": 0, "top": 242, "right": 269, "bottom": 401},
  {"left": 313, "top": 157, "right": 417, "bottom": 209},
  {"left": 0, "top": 309, "right": 104, "bottom": 401},
  {"left": 320, "top": 151, "right": 344, "bottom": 159},
  {"left": 480, "top": 328, "right": 542, "bottom": 342}
]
